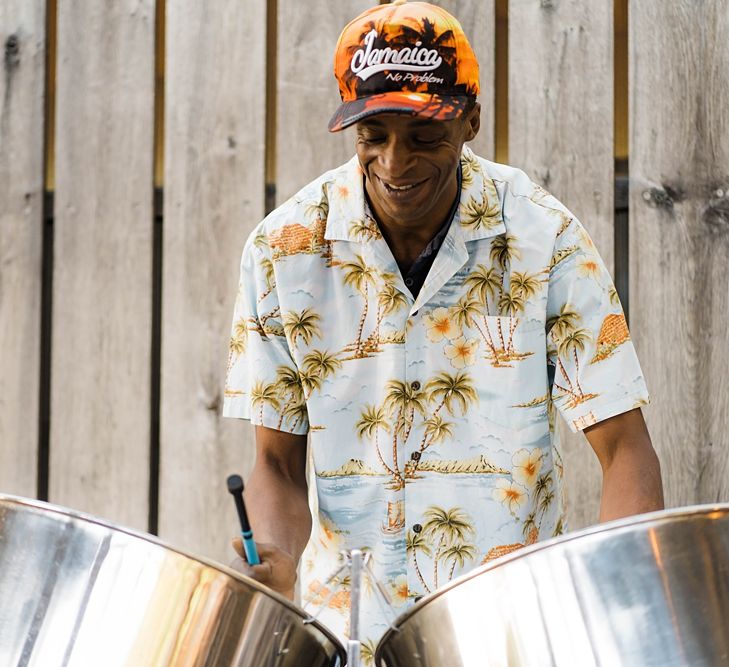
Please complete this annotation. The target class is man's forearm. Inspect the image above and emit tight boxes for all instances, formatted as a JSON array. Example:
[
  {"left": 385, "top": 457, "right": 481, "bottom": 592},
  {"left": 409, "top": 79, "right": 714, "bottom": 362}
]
[
  {"left": 584, "top": 409, "right": 665, "bottom": 523},
  {"left": 244, "top": 459, "right": 312, "bottom": 564},
  {"left": 599, "top": 441, "right": 664, "bottom": 522}
]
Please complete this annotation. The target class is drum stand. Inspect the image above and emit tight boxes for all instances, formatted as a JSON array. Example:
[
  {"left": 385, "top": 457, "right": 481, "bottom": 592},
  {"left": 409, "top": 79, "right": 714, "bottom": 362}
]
[{"left": 304, "top": 549, "right": 398, "bottom": 667}]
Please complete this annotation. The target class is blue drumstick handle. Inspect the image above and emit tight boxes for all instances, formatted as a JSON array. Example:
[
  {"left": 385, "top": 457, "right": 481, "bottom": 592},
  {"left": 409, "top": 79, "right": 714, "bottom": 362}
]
[
  {"left": 227, "top": 474, "right": 261, "bottom": 566},
  {"left": 242, "top": 529, "right": 260, "bottom": 565}
]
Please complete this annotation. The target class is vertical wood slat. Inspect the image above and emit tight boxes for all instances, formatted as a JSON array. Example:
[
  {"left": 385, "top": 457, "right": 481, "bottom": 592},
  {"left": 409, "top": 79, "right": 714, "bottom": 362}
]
[
  {"left": 159, "top": 1, "right": 266, "bottom": 562},
  {"left": 508, "top": 0, "right": 614, "bottom": 529},
  {"left": 0, "top": 1, "right": 45, "bottom": 497},
  {"left": 436, "top": 0, "right": 496, "bottom": 160},
  {"left": 630, "top": 1, "right": 729, "bottom": 507},
  {"left": 51, "top": 1, "right": 154, "bottom": 529},
  {"left": 275, "top": 0, "right": 379, "bottom": 205}
]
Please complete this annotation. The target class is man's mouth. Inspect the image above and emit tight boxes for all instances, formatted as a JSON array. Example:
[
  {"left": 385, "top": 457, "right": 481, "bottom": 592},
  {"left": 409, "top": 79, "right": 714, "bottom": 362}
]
[{"left": 378, "top": 176, "right": 427, "bottom": 195}]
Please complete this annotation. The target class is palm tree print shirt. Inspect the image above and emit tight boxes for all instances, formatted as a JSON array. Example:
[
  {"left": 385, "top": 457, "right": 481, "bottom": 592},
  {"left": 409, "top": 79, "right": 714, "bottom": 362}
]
[{"left": 223, "top": 147, "right": 650, "bottom": 649}]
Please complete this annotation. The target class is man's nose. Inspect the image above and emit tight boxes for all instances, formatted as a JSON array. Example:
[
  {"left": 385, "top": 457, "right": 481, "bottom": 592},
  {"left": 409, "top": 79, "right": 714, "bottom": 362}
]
[{"left": 378, "top": 137, "right": 416, "bottom": 178}]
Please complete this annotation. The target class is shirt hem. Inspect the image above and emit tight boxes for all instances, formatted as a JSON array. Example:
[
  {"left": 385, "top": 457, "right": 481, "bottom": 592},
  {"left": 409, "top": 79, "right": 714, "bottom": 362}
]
[{"left": 564, "top": 391, "right": 650, "bottom": 433}]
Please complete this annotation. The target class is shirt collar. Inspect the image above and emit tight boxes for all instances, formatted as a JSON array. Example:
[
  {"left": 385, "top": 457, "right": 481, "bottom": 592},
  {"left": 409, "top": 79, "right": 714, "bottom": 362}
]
[{"left": 324, "top": 146, "right": 505, "bottom": 243}]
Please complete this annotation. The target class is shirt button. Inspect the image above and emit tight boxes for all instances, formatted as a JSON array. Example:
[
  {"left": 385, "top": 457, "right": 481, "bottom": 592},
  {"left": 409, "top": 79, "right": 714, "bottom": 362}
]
[
  {"left": 413, "top": 523, "right": 422, "bottom": 533},
  {"left": 411, "top": 381, "right": 421, "bottom": 391},
  {"left": 410, "top": 451, "right": 421, "bottom": 461}
]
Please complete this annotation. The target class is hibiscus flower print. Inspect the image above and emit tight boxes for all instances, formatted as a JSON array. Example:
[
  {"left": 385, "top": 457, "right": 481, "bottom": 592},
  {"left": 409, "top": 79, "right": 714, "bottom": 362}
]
[
  {"left": 388, "top": 574, "right": 409, "bottom": 607},
  {"left": 493, "top": 478, "right": 528, "bottom": 515},
  {"left": 444, "top": 336, "right": 479, "bottom": 368},
  {"left": 511, "top": 448, "right": 543, "bottom": 488},
  {"left": 577, "top": 255, "right": 601, "bottom": 280},
  {"left": 424, "top": 307, "right": 459, "bottom": 342}
]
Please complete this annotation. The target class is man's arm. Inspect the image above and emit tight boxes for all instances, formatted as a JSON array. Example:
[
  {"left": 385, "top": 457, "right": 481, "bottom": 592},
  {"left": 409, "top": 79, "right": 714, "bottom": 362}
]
[
  {"left": 232, "top": 425, "right": 311, "bottom": 600},
  {"left": 583, "top": 408, "right": 664, "bottom": 522}
]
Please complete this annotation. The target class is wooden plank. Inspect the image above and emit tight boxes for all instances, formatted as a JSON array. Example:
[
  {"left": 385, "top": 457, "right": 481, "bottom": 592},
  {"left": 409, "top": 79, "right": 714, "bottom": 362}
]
[
  {"left": 51, "top": 1, "right": 154, "bottom": 529},
  {"left": 275, "top": 0, "right": 376, "bottom": 204},
  {"left": 0, "top": 1, "right": 45, "bottom": 497},
  {"left": 159, "top": 0, "right": 267, "bottom": 563},
  {"left": 630, "top": 1, "right": 729, "bottom": 508},
  {"left": 508, "top": 0, "right": 614, "bottom": 528},
  {"left": 435, "top": 0, "right": 496, "bottom": 159}
]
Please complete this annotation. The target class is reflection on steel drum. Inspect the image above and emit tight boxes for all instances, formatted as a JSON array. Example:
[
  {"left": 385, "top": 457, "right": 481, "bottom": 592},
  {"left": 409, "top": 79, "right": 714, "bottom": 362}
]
[
  {"left": 0, "top": 495, "right": 345, "bottom": 667},
  {"left": 376, "top": 505, "right": 729, "bottom": 666}
]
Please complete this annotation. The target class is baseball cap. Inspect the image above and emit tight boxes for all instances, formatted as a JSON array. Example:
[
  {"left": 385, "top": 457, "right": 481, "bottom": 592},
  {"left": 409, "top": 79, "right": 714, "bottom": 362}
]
[{"left": 328, "top": 0, "right": 480, "bottom": 132}]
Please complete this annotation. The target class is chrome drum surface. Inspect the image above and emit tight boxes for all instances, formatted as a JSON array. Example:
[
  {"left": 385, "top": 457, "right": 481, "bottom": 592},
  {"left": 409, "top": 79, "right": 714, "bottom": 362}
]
[
  {"left": 376, "top": 505, "right": 729, "bottom": 666},
  {"left": 0, "top": 495, "right": 345, "bottom": 666}
]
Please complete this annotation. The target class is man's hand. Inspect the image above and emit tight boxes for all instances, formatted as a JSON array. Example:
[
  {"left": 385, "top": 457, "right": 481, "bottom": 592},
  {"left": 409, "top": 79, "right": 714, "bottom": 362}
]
[{"left": 230, "top": 538, "right": 298, "bottom": 600}]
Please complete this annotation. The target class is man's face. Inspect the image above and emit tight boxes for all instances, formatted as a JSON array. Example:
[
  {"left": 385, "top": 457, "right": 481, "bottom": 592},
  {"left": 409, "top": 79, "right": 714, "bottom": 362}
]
[{"left": 355, "top": 105, "right": 480, "bottom": 230}]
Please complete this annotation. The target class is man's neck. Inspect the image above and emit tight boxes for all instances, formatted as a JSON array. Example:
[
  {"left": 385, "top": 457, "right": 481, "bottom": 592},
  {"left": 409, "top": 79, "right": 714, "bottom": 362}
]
[{"left": 364, "top": 168, "right": 461, "bottom": 272}]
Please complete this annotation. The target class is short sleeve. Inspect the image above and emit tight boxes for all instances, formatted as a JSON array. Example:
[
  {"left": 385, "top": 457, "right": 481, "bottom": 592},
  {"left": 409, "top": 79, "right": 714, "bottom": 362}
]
[
  {"left": 223, "top": 233, "right": 309, "bottom": 435},
  {"left": 545, "top": 216, "right": 649, "bottom": 433}
]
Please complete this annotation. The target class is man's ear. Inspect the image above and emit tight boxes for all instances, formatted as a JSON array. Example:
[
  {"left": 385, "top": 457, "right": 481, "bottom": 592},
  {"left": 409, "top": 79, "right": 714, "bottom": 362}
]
[{"left": 464, "top": 102, "right": 481, "bottom": 142}]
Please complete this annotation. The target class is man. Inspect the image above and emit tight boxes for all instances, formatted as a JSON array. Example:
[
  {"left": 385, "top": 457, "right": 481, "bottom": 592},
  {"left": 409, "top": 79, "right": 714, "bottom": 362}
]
[{"left": 223, "top": 0, "right": 663, "bottom": 647}]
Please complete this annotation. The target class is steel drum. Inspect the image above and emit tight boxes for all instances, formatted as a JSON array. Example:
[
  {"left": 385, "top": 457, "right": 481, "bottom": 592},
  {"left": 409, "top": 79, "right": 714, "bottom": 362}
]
[
  {"left": 376, "top": 505, "right": 729, "bottom": 666},
  {"left": 0, "top": 495, "right": 345, "bottom": 666}
]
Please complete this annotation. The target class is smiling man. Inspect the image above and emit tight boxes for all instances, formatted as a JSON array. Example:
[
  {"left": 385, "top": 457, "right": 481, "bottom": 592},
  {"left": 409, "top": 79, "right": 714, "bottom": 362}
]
[{"left": 223, "top": 0, "right": 663, "bottom": 648}]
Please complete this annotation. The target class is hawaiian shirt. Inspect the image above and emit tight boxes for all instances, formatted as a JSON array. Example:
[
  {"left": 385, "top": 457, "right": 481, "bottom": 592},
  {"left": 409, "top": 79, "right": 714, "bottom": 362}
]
[{"left": 223, "top": 146, "right": 649, "bottom": 652}]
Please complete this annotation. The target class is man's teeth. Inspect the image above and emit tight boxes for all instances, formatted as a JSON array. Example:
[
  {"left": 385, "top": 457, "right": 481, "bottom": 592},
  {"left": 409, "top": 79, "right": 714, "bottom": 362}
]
[{"left": 385, "top": 182, "right": 416, "bottom": 191}]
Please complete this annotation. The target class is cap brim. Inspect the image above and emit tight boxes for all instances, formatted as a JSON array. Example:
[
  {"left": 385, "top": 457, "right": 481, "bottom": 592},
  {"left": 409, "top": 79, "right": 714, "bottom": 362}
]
[{"left": 328, "top": 92, "right": 470, "bottom": 132}]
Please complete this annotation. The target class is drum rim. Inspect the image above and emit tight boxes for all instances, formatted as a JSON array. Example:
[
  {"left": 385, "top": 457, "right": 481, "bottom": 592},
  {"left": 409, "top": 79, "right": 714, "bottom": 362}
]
[
  {"left": 375, "top": 503, "right": 729, "bottom": 657},
  {"left": 0, "top": 493, "right": 347, "bottom": 657}
]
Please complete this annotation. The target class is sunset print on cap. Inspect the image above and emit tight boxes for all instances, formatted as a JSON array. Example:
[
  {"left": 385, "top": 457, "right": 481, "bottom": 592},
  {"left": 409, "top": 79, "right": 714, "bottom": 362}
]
[{"left": 329, "top": 1, "right": 480, "bottom": 132}]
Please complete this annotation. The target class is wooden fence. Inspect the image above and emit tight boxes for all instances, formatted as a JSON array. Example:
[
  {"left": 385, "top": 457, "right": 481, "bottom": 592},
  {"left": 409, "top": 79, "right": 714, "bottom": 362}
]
[{"left": 1, "top": 0, "right": 728, "bottom": 566}]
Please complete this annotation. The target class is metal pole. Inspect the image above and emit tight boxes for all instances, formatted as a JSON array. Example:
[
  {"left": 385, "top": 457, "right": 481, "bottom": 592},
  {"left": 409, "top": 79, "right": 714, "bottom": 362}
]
[{"left": 347, "top": 549, "right": 363, "bottom": 667}]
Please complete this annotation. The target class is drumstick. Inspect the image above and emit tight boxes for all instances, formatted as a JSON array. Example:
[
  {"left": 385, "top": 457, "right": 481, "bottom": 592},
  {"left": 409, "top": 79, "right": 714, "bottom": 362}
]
[{"left": 226, "top": 474, "right": 261, "bottom": 565}]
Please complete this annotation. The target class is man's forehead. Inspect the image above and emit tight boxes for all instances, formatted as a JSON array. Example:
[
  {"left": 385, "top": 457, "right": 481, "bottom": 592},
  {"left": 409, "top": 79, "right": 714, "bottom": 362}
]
[{"left": 356, "top": 114, "right": 450, "bottom": 130}]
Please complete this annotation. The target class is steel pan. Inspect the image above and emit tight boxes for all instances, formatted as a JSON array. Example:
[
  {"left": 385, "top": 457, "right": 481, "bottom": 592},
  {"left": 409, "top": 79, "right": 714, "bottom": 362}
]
[
  {"left": 376, "top": 505, "right": 729, "bottom": 666},
  {"left": 0, "top": 495, "right": 345, "bottom": 666}
]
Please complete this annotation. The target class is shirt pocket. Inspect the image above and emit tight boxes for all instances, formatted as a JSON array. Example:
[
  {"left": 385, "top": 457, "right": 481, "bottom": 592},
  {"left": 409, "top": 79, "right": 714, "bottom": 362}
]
[{"left": 474, "top": 315, "right": 547, "bottom": 424}]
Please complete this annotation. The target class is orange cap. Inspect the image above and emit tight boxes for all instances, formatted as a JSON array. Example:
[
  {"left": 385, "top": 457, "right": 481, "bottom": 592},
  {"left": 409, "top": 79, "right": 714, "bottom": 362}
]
[{"left": 328, "top": 0, "right": 479, "bottom": 132}]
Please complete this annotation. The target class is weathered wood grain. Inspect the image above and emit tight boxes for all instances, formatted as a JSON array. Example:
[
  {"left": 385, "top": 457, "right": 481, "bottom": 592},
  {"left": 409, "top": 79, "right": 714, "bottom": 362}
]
[
  {"left": 630, "top": 1, "right": 729, "bottom": 507},
  {"left": 51, "top": 1, "right": 154, "bottom": 528},
  {"left": 0, "top": 1, "right": 45, "bottom": 497},
  {"left": 275, "top": 0, "right": 374, "bottom": 204},
  {"left": 435, "top": 0, "right": 496, "bottom": 159},
  {"left": 508, "top": 0, "right": 614, "bottom": 528},
  {"left": 159, "top": 1, "right": 266, "bottom": 563}
]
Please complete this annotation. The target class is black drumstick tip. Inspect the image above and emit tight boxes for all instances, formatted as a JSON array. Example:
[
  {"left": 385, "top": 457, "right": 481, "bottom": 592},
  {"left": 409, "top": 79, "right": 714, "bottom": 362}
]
[{"left": 227, "top": 474, "right": 244, "bottom": 495}]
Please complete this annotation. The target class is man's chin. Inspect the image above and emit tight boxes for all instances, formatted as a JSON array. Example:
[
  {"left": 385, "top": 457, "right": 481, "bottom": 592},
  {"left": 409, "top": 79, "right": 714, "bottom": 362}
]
[{"left": 376, "top": 189, "right": 434, "bottom": 222}]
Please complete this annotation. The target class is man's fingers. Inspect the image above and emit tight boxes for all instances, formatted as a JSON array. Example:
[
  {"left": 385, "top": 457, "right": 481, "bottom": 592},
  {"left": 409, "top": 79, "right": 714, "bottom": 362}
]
[
  {"left": 231, "top": 537, "right": 244, "bottom": 558},
  {"left": 248, "top": 561, "right": 274, "bottom": 579},
  {"left": 231, "top": 538, "right": 287, "bottom": 563},
  {"left": 231, "top": 537, "right": 267, "bottom": 559},
  {"left": 229, "top": 556, "right": 273, "bottom": 581},
  {"left": 229, "top": 555, "right": 251, "bottom": 574}
]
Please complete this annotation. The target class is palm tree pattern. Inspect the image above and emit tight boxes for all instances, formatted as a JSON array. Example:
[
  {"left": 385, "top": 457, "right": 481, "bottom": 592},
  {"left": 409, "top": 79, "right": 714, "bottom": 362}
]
[{"left": 223, "top": 146, "right": 650, "bottom": 646}]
